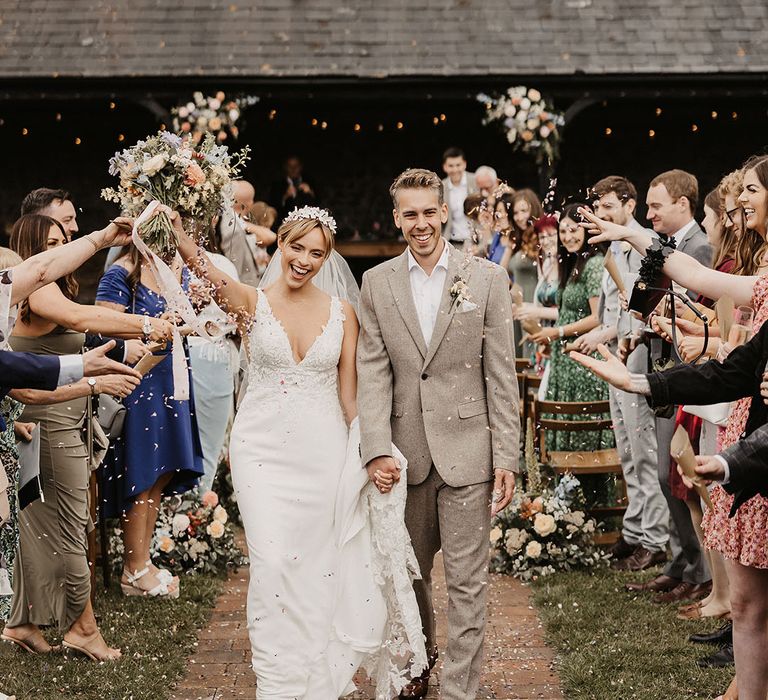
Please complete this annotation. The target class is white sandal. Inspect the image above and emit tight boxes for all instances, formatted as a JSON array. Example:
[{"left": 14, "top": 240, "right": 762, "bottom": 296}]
[
  {"left": 146, "top": 561, "right": 178, "bottom": 587},
  {"left": 120, "top": 567, "right": 179, "bottom": 599}
]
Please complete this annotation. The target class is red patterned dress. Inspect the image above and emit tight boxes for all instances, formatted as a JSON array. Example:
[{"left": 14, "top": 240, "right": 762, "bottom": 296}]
[{"left": 702, "top": 274, "right": 768, "bottom": 568}]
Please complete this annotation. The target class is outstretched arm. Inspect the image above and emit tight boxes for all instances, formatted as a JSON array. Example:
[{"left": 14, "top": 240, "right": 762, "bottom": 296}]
[
  {"left": 8, "top": 218, "right": 134, "bottom": 306},
  {"left": 579, "top": 208, "right": 756, "bottom": 307}
]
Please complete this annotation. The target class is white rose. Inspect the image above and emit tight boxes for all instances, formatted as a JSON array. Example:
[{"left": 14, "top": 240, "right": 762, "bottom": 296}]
[
  {"left": 527, "top": 88, "right": 542, "bottom": 102},
  {"left": 489, "top": 526, "right": 503, "bottom": 545},
  {"left": 172, "top": 513, "right": 190, "bottom": 535},
  {"left": 504, "top": 527, "right": 528, "bottom": 555},
  {"left": 178, "top": 106, "right": 189, "bottom": 118},
  {"left": 506, "top": 129, "right": 518, "bottom": 143},
  {"left": 526, "top": 118, "right": 540, "bottom": 130},
  {"left": 229, "top": 108, "right": 240, "bottom": 122},
  {"left": 525, "top": 540, "right": 542, "bottom": 558},
  {"left": 520, "top": 97, "right": 531, "bottom": 110},
  {"left": 142, "top": 153, "right": 168, "bottom": 176},
  {"left": 565, "top": 510, "right": 585, "bottom": 527},
  {"left": 533, "top": 513, "right": 557, "bottom": 537},
  {"left": 503, "top": 103, "right": 516, "bottom": 117},
  {"left": 539, "top": 125, "right": 551, "bottom": 138},
  {"left": 207, "top": 521, "right": 225, "bottom": 539},
  {"left": 213, "top": 505, "right": 228, "bottom": 524},
  {"left": 208, "top": 98, "right": 221, "bottom": 110},
  {"left": 186, "top": 101, "right": 197, "bottom": 112}
]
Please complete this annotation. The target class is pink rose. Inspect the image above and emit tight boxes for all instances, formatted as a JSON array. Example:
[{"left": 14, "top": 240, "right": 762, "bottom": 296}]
[
  {"left": 184, "top": 162, "right": 206, "bottom": 187},
  {"left": 201, "top": 490, "right": 219, "bottom": 508}
]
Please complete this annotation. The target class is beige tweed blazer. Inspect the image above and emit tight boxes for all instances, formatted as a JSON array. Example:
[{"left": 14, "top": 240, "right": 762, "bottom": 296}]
[{"left": 357, "top": 244, "right": 520, "bottom": 487}]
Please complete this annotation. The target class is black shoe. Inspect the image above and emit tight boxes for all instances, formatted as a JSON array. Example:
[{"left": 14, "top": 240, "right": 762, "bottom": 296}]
[
  {"left": 697, "top": 643, "right": 734, "bottom": 668},
  {"left": 689, "top": 621, "right": 733, "bottom": 646}
]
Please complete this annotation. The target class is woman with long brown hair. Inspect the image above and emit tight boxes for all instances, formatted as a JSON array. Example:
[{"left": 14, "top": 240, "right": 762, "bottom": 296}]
[{"left": 2, "top": 214, "right": 172, "bottom": 662}]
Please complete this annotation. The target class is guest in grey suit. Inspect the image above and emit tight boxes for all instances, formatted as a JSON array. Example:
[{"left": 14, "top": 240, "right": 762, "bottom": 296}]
[
  {"left": 441, "top": 147, "right": 477, "bottom": 249},
  {"left": 357, "top": 168, "right": 520, "bottom": 699},
  {"left": 628, "top": 170, "right": 714, "bottom": 601}
]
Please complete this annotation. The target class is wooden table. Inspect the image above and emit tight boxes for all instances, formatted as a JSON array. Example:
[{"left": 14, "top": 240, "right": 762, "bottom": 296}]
[{"left": 335, "top": 240, "right": 407, "bottom": 258}]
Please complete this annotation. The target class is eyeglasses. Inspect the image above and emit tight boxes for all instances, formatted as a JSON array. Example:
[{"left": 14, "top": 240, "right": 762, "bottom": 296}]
[{"left": 726, "top": 206, "right": 743, "bottom": 225}]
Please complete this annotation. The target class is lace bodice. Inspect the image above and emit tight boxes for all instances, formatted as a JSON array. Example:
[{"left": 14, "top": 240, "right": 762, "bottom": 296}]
[{"left": 242, "top": 290, "right": 344, "bottom": 405}]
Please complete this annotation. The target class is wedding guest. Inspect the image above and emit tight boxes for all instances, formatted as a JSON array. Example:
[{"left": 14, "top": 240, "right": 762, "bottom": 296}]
[
  {"left": 188, "top": 232, "right": 240, "bottom": 494},
  {"left": 441, "top": 147, "right": 477, "bottom": 248},
  {"left": 462, "top": 193, "right": 491, "bottom": 257},
  {"left": 219, "top": 180, "right": 276, "bottom": 287},
  {"left": 530, "top": 204, "right": 612, "bottom": 452},
  {"left": 96, "top": 243, "right": 204, "bottom": 599},
  {"left": 20, "top": 188, "right": 78, "bottom": 240},
  {"left": 487, "top": 192, "right": 514, "bottom": 266},
  {"left": 268, "top": 155, "right": 316, "bottom": 222},
  {"left": 2, "top": 215, "right": 162, "bottom": 662},
  {"left": 573, "top": 176, "right": 669, "bottom": 572},
  {"left": 576, "top": 158, "right": 768, "bottom": 699},
  {"left": 628, "top": 169, "right": 713, "bottom": 605},
  {"left": 475, "top": 165, "right": 501, "bottom": 198}
]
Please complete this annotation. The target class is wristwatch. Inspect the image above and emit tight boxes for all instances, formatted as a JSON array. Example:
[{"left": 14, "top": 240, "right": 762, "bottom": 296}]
[
  {"left": 88, "top": 378, "right": 97, "bottom": 396},
  {"left": 142, "top": 316, "right": 153, "bottom": 342}
]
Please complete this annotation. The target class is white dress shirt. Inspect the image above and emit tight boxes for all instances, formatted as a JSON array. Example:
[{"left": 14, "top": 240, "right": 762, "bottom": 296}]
[
  {"left": 446, "top": 173, "right": 470, "bottom": 242},
  {"left": 408, "top": 240, "right": 450, "bottom": 346}
]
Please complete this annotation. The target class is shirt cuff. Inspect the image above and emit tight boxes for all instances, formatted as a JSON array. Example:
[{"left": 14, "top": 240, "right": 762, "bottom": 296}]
[
  {"left": 57, "top": 355, "right": 84, "bottom": 386},
  {"left": 713, "top": 455, "right": 730, "bottom": 484}
]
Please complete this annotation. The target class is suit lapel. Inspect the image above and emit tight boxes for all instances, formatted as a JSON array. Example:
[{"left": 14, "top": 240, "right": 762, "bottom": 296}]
[
  {"left": 388, "top": 252, "right": 427, "bottom": 357},
  {"left": 423, "top": 245, "right": 464, "bottom": 368}
]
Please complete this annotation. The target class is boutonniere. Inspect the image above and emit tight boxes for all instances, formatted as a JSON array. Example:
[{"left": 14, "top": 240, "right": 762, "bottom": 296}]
[{"left": 449, "top": 275, "right": 476, "bottom": 312}]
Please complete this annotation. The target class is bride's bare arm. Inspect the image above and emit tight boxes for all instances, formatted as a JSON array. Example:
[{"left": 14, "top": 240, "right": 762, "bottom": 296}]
[
  {"left": 338, "top": 300, "right": 359, "bottom": 426},
  {"left": 580, "top": 208, "right": 756, "bottom": 307},
  {"left": 159, "top": 206, "right": 256, "bottom": 320}
]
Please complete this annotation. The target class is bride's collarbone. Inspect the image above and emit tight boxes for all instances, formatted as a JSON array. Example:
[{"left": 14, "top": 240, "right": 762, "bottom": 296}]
[{"left": 261, "top": 291, "right": 335, "bottom": 359}]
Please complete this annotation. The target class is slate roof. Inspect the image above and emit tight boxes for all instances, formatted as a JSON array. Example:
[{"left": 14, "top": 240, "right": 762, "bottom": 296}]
[{"left": 0, "top": 0, "right": 766, "bottom": 80}]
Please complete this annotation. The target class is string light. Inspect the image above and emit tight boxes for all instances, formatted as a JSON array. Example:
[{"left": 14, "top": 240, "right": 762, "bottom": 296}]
[
  {"left": 269, "top": 109, "right": 277, "bottom": 120},
  {"left": 21, "top": 127, "right": 28, "bottom": 136},
  {"left": 377, "top": 124, "right": 384, "bottom": 132},
  {"left": 320, "top": 121, "right": 327, "bottom": 130},
  {"left": 74, "top": 137, "right": 82, "bottom": 145},
  {"left": 55, "top": 113, "right": 62, "bottom": 121},
  {"left": 732, "top": 111, "right": 739, "bottom": 120},
  {"left": 159, "top": 123, "right": 166, "bottom": 130},
  {"left": 649, "top": 129, "right": 656, "bottom": 138},
  {"left": 439, "top": 113, "right": 446, "bottom": 122},
  {"left": 432, "top": 116, "right": 439, "bottom": 125},
  {"left": 396, "top": 121, "right": 404, "bottom": 130},
  {"left": 604, "top": 127, "right": 612, "bottom": 136},
  {"left": 691, "top": 124, "right": 699, "bottom": 132},
  {"left": 711, "top": 111, "right": 718, "bottom": 119},
  {"left": 353, "top": 123, "right": 361, "bottom": 132},
  {"left": 117, "top": 133, "right": 125, "bottom": 142},
  {"left": 655, "top": 107, "right": 662, "bottom": 116},
  {"left": 109, "top": 101, "right": 116, "bottom": 110}
]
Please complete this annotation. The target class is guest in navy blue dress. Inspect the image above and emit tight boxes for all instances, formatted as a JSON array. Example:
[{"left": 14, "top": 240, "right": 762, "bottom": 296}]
[{"left": 96, "top": 246, "right": 203, "bottom": 598}]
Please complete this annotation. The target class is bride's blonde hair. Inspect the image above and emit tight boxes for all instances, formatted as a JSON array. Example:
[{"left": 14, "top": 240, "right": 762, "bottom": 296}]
[{"left": 277, "top": 217, "right": 335, "bottom": 261}]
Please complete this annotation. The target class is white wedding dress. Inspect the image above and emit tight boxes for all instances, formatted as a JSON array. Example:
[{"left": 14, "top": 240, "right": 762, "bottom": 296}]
[{"left": 230, "top": 289, "right": 426, "bottom": 699}]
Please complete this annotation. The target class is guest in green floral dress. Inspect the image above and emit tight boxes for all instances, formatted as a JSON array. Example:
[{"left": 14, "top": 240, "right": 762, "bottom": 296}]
[
  {"left": 531, "top": 204, "right": 614, "bottom": 451},
  {"left": 0, "top": 396, "right": 24, "bottom": 621}
]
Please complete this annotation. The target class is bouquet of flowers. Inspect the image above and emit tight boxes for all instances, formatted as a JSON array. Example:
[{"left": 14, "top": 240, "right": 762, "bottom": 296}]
[
  {"left": 171, "top": 90, "right": 259, "bottom": 143},
  {"left": 476, "top": 86, "right": 565, "bottom": 165},
  {"left": 490, "top": 473, "right": 607, "bottom": 581},
  {"left": 101, "top": 130, "right": 249, "bottom": 261},
  {"left": 109, "top": 490, "right": 247, "bottom": 577}
]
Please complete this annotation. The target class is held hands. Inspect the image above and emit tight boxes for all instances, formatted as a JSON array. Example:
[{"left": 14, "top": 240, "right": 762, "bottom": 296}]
[
  {"left": 677, "top": 456, "right": 725, "bottom": 490},
  {"left": 492, "top": 469, "right": 515, "bottom": 517},
  {"left": 366, "top": 455, "right": 401, "bottom": 494},
  {"left": 82, "top": 341, "right": 141, "bottom": 380},
  {"left": 569, "top": 343, "right": 633, "bottom": 392}
]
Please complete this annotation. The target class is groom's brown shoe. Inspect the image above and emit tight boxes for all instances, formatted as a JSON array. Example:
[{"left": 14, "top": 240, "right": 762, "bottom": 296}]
[{"left": 398, "top": 647, "right": 438, "bottom": 699}]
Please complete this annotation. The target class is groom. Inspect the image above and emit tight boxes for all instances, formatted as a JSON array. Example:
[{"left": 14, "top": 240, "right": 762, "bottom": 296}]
[{"left": 357, "top": 168, "right": 520, "bottom": 699}]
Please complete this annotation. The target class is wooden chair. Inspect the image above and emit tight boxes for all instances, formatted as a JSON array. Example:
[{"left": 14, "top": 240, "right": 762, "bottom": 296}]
[{"left": 532, "top": 397, "right": 627, "bottom": 544}]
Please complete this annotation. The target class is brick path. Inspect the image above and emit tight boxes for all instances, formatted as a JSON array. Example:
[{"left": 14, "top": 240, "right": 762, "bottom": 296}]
[{"left": 170, "top": 553, "right": 563, "bottom": 700}]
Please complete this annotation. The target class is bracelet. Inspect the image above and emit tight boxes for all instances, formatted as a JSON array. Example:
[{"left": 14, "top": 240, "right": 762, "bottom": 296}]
[
  {"left": 558, "top": 326, "right": 565, "bottom": 339},
  {"left": 637, "top": 236, "right": 676, "bottom": 290},
  {"left": 84, "top": 234, "right": 100, "bottom": 252}
]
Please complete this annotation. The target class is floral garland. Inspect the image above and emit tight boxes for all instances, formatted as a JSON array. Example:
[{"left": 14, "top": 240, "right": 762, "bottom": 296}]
[
  {"left": 490, "top": 474, "right": 607, "bottom": 581},
  {"left": 109, "top": 490, "right": 247, "bottom": 577},
  {"left": 172, "top": 90, "right": 259, "bottom": 143},
  {"left": 476, "top": 86, "right": 565, "bottom": 166}
]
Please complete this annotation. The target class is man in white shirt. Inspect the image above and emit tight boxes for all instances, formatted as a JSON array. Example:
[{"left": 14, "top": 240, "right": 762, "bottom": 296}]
[
  {"left": 441, "top": 147, "right": 477, "bottom": 248},
  {"left": 407, "top": 235, "right": 450, "bottom": 344}
]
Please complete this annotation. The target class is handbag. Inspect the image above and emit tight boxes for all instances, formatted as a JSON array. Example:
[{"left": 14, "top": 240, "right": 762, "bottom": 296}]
[{"left": 97, "top": 394, "right": 126, "bottom": 439}]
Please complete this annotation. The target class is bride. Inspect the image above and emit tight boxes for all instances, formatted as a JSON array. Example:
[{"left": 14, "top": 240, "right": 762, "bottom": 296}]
[{"left": 160, "top": 204, "right": 426, "bottom": 698}]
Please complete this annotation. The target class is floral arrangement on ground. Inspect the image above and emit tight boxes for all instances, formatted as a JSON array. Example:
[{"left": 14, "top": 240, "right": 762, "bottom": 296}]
[
  {"left": 476, "top": 86, "right": 565, "bottom": 166},
  {"left": 490, "top": 473, "right": 607, "bottom": 581},
  {"left": 109, "top": 489, "right": 247, "bottom": 577},
  {"left": 101, "top": 130, "right": 249, "bottom": 260}
]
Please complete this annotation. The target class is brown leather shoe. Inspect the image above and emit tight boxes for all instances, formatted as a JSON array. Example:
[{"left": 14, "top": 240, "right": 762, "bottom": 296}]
[
  {"left": 653, "top": 580, "right": 712, "bottom": 605},
  {"left": 625, "top": 573, "right": 680, "bottom": 593},
  {"left": 613, "top": 546, "right": 667, "bottom": 572},
  {"left": 607, "top": 536, "right": 637, "bottom": 561}
]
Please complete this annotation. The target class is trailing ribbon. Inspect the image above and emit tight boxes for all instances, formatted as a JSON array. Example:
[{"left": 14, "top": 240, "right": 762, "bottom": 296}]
[{"left": 131, "top": 201, "right": 230, "bottom": 400}]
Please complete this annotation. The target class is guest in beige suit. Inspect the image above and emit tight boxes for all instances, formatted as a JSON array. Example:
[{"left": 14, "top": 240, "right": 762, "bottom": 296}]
[{"left": 357, "top": 168, "right": 520, "bottom": 699}]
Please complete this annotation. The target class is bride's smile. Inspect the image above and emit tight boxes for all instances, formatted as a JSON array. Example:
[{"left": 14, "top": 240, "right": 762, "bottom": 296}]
[{"left": 279, "top": 226, "right": 330, "bottom": 289}]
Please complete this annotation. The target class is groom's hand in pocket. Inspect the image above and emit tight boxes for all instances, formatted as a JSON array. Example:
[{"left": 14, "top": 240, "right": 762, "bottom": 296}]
[{"left": 491, "top": 469, "right": 515, "bottom": 516}]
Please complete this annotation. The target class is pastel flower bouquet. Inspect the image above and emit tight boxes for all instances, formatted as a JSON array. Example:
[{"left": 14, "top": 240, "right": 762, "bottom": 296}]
[
  {"left": 476, "top": 86, "right": 565, "bottom": 166},
  {"left": 101, "top": 130, "right": 249, "bottom": 261},
  {"left": 109, "top": 490, "right": 247, "bottom": 577},
  {"left": 171, "top": 90, "right": 258, "bottom": 143},
  {"left": 490, "top": 471, "right": 607, "bottom": 581}
]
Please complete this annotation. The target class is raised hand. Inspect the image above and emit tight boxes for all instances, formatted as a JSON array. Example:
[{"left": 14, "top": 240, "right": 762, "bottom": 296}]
[
  {"left": 569, "top": 343, "right": 634, "bottom": 392},
  {"left": 82, "top": 341, "right": 141, "bottom": 380},
  {"left": 97, "top": 217, "right": 134, "bottom": 248},
  {"left": 577, "top": 207, "right": 635, "bottom": 246}
]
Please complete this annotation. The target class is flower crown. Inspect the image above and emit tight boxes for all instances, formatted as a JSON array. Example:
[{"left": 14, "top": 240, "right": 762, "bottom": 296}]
[{"left": 284, "top": 206, "right": 337, "bottom": 235}]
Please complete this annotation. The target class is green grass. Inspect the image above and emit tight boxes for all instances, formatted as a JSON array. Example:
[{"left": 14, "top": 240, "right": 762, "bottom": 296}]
[
  {"left": 1, "top": 572, "right": 225, "bottom": 700},
  {"left": 531, "top": 566, "right": 733, "bottom": 700}
]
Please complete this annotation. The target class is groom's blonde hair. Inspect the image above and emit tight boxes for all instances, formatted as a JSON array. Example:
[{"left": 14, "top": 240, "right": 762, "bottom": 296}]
[
  {"left": 277, "top": 218, "right": 334, "bottom": 261},
  {"left": 390, "top": 168, "right": 444, "bottom": 208}
]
